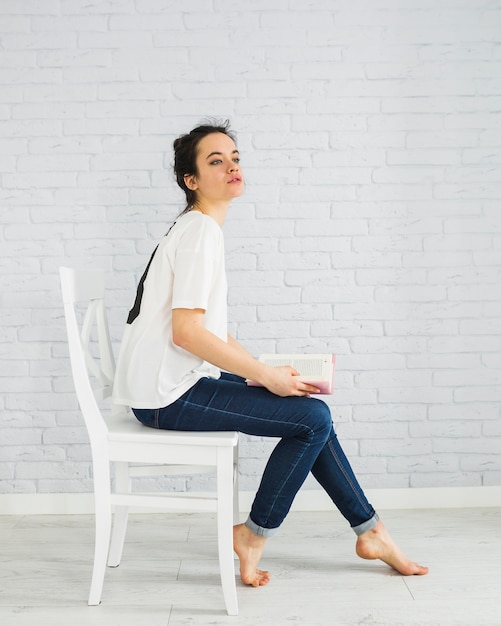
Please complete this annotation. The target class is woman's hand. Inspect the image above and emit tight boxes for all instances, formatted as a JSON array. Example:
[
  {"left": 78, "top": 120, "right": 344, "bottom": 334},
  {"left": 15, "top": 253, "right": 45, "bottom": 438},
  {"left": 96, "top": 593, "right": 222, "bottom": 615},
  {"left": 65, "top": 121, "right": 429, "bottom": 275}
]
[{"left": 260, "top": 365, "right": 320, "bottom": 398}]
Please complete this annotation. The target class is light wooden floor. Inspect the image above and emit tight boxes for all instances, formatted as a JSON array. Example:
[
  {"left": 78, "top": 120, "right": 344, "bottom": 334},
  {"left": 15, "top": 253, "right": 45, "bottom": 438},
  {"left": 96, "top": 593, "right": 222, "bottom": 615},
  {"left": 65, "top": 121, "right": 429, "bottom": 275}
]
[{"left": 0, "top": 508, "right": 499, "bottom": 625}]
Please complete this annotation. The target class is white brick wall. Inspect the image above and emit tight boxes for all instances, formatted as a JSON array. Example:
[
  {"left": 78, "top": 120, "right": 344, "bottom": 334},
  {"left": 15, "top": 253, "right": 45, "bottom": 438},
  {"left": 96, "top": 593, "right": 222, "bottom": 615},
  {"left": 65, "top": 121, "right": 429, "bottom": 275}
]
[{"left": 1, "top": 0, "right": 500, "bottom": 497}]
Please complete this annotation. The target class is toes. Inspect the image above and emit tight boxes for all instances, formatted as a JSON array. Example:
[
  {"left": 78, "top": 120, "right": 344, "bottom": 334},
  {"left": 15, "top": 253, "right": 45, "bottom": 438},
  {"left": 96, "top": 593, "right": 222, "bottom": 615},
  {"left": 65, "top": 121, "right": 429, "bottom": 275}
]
[{"left": 241, "top": 568, "right": 270, "bottom": 587}]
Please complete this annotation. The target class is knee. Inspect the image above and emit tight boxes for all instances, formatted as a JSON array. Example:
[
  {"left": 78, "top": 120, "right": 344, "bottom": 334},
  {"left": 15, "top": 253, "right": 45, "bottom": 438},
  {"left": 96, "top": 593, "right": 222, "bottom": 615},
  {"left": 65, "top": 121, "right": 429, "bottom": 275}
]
[{"left": 308, "top": 400, "right": 333, "bottom": 439}]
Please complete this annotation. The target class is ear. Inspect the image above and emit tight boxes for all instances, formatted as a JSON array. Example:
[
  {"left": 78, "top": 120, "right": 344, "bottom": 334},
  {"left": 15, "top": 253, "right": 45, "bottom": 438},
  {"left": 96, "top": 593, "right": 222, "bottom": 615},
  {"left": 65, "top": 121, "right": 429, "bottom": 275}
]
[{"left": 184, "top": 173, "right": 198, "bottom": 191}]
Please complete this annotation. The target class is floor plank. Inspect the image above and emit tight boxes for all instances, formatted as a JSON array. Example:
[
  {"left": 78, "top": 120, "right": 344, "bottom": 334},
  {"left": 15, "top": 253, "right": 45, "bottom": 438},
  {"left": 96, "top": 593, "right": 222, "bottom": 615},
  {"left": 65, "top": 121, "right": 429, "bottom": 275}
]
[{"left": 0, "top": 508, "right": 499, "bottom": 625}]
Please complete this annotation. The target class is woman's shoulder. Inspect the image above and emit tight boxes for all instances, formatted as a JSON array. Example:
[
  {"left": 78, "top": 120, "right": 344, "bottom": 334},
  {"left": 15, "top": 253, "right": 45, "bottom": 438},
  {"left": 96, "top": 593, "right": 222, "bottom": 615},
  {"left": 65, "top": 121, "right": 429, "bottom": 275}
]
[
  {"left": 159, "top": 211, "right": 222, "bottom": 253},
  {"left": 177, "top": 211, "right": 222, "bottom": 239}
]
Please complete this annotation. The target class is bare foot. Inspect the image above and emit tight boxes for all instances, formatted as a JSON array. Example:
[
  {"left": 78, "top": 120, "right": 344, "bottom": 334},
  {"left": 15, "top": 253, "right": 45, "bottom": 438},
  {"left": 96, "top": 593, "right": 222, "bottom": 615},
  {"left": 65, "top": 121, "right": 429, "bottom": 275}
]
[
  {"left": 356, "top": 520, "right": 429, "bottom": 576},
  {"left": 233, "top": 523, "right": 271, "bottom": 587}
]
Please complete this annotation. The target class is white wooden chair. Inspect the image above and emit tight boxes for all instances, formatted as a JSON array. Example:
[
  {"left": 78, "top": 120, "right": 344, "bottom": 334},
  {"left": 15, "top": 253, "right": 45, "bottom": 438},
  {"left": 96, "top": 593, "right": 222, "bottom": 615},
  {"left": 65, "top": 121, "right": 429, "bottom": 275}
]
[{"left": 59, "top": 267, "right": 239, "bottom": 615}]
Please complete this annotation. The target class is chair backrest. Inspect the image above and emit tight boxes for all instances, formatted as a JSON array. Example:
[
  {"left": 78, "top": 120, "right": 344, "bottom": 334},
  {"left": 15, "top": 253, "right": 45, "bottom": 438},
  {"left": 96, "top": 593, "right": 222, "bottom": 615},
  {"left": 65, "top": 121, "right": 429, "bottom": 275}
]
[{"left": 60, "top": 267, "right": 116, "bottom": 445}]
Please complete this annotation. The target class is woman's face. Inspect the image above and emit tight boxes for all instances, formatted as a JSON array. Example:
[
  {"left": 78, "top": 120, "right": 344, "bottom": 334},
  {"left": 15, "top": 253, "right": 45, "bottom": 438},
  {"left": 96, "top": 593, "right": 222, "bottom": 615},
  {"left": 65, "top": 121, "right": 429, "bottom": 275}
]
[{"left": 185, "top": 132, "right": 244, "bottom": 207}]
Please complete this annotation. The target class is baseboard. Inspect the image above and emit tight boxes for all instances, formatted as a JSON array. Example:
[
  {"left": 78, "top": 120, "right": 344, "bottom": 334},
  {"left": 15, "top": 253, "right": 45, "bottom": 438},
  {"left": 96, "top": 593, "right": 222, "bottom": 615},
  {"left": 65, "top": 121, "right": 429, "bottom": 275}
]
[
  {"left": 1, "top": 486, "right": 500, "bottom": 515},
  {"left": 243, "top": 485, "right": 501, "bottom": 512}
]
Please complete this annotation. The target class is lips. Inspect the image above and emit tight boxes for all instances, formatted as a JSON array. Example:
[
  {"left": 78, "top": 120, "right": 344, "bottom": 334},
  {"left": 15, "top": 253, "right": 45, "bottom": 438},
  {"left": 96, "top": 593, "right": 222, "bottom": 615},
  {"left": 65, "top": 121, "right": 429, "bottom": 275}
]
[{"left": 228, "top": 176, "right": 242, "bottom": 184}]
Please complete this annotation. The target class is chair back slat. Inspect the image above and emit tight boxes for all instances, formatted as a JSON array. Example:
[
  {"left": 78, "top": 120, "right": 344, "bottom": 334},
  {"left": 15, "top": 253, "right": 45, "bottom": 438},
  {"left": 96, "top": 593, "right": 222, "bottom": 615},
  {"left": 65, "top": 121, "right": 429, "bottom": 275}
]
[
  {"left": 60, "top": 267, "right": 115, "bottom": 443},
  {"left": 60, "top": 267, "right": 105, "bottom": 303},
  {"left": 81, "top": 300, "right": 115, "bottom": 393}
]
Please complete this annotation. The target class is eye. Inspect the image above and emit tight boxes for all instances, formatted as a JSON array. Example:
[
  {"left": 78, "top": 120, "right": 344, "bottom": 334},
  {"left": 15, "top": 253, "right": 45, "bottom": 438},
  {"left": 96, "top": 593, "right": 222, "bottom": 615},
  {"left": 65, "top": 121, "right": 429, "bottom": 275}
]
[
  {"left": 233, "top": 157, "right": 240, "bottom": 163},
  {"left": 209, "top": 159, "right": 222, "bottom": 165}
]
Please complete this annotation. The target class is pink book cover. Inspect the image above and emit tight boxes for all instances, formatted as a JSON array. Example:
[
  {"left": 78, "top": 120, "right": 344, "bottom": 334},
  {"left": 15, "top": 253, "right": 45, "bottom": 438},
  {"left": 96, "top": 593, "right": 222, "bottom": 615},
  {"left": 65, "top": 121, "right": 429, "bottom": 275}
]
[{"left": 246, "top": 354, "right": 336, "bottom": 395}]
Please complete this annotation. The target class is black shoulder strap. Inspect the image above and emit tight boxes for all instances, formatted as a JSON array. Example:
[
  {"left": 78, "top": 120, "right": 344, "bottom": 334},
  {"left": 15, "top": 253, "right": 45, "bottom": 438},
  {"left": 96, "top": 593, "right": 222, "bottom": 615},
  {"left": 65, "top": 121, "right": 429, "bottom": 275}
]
[
  {"left": 126, "top": 245, "right": 159, "bottom": 324},
  {"left": 126, "top": 221, "right": 178, "bottom": 325}
]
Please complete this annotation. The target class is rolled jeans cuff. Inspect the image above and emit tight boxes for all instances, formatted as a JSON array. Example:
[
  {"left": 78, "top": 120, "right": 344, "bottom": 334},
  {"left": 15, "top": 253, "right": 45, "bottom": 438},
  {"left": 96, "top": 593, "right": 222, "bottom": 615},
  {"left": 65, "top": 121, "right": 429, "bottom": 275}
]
[
  {"left": 352, "top": 512, "right": 380, "bottom": 536},
  {"left": 245, "top": 515, "right": 280, "bottom": 538}
]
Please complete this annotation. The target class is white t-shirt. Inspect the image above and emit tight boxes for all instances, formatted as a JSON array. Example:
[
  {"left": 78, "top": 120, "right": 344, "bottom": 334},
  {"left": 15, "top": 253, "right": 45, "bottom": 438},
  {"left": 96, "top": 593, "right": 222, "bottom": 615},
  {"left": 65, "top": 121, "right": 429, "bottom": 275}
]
[{"left": 112, "top": 211, "right": 227, "bottom": 409}]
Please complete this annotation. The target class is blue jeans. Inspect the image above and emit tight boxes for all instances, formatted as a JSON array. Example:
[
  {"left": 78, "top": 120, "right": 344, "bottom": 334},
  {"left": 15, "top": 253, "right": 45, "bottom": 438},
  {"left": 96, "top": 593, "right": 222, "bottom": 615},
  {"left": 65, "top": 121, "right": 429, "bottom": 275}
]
[{"left": 132, "top": 373, "right": 378, "bottom": 538}]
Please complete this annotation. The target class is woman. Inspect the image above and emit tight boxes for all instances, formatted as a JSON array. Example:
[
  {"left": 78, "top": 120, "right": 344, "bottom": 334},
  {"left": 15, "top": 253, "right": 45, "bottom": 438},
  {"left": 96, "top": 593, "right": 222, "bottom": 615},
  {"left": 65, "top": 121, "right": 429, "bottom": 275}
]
[{"left": 113, "top": 121, "right": 428, "bottom": 587}]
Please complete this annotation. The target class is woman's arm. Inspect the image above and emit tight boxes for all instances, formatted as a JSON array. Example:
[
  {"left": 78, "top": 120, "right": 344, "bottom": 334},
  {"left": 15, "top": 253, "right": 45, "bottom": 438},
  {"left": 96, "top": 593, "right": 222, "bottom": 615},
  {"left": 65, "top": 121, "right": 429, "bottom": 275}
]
[
  {"left": 227, "top": 332, "right": 253, "bottom": 358},
  {"left": 172, "top": 308, "right": 318, "bottom": 397}
]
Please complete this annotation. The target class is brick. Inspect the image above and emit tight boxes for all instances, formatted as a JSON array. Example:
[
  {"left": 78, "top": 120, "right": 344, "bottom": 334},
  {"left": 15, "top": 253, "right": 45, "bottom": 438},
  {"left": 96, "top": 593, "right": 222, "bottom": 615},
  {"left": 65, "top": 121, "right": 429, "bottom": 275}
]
[
  {"left": 303, "top": 285, "right": 374, "bottom": 304},
  {"left": 375, "top": 285, "right": 446, "bottom": 302},
  {"left": 37, "top": 479, "right": 93, "bottom": 492},
  {"left": 360, "top": 438, "right": 432, "bottom": 457},
  {"left": 388, "top": 455, "right": 459, "bottom": 474},
  {"left": 484, "top": 472, "right": 501, "bottom": 486},
  {"left": 335, "top": 302, "right": 410, "bottom": 321},
  {"left": 357, "top": 183, "right": 433, "bottom": 202},
  {"left": 4, "top": 223, "right": 73, "bottom": 241},
  {"left": 63, "top": 118, "right": 139, "bottom": 135},
  {"left": 17, "top": 154, "right": 89, "bottom": 172},
  {"left": 435, "top": 183, "right": 501, "bottom": 199},
  {"left": 341, "top": 422, "right": 409, "bottom": 440},
  {"left": 62, "top": 0, "right": 135, "bottom": 14},
  {"left": 386, "top": 319, "right": 459, "bottom": 337},
  {"left": 411, "top": 473, "right": 482, "bottom": 488},
  {"left": 428, "top": 403, "right": 499, "bottom": 422},
  {"left": 461, "top": 454, "right": 501, "bottom": 471},
  {"left": 409, "top": 422, "right": 481, "bottom": 439},
  {"left": 300, "top": 167, "right": 372, "bottom": 185},
  {"left": 449, "top": 285, "right": 501, "bottom": 302},
  {"left": 1, "top": 31, "right": 76, "bottom": 49},
  {"left": 16, "top": 461, "right": 89, "bottom": 480},
  {"left": 483, "top": 353, "right": 501, "bottom": 368},
  {"left": 32, "top": 15, "right": 108, "bottom": 31},
  {"left": 4, "top": 172, "right": 77, "bottom": 188},
  {"left": 330, "top": 388, "right": 378, "bottom": 406},
  {"left": 257, "top": 252, "right": 331, "bottom": 271},
  {"left": 454, "top": 386, "right": 501, "bottom": 402},
  {"left": 0, "top": 375, "right": 50, "bottom": 392},
  {"left": 0, "top": 464, "right": 15, "bottom": 480},
  {"left": 403, "top": 251, "right": 472, "bottom": 268},
  {"left": 0, "top": 428, "right": 42, "bottom": 446},
  {"left": 0, "top": 119, "right": 62, "bottom": 137},
  {"left": 0, "top": 50, "right": 36, "bottom": 68},
  {"left": 433, "top": 437, "right": 501, "bottom": 455},
  {"left": 229, "top": 287, "right": 301, "bottom": 306},
  {"left": 2, "top": 445, "right": 66, "bottom": 462},
  {"left": 446, "top": 217, "right": 501, "bottom": 234},
  {"left": 324, "top": 320, "right": 384, "bottom": 338},
  {"left": 378, "top": 387, "right": 453, "bottom": 404},
  {"left": 5, "top": 393, "right": 77, "bottom": 412},
  {"left": 53, "top": 187, "right": 128, "bottom": 206},
  {"left": 231, "top": 261, "right": 273, "bottom": 285},
  {"left": 353, "top": 403, "right": 426, "bottom": 422},
  {"left": 372, "top": 165, "right": 444, "bottom": 184},
  {"left": 0, "top": 480, "right": 37, "bottom": 494},
  {"left": 355, "top": 369, "right": 432, "bottom": 389},
  {"left": 238, "top": 321, "right": 310, "bottom": 340},
  {"left": 286, "top": 268, "right": 355, "bottom": 288},
  {"left": 387, "top": 149, "right": 461, "bottom": 165},
  {"left": 64, "top": 65, "right": 139, "bottom": 84},
  {"left": 355, "top": 267, "right": 427, "bottom": 286}
]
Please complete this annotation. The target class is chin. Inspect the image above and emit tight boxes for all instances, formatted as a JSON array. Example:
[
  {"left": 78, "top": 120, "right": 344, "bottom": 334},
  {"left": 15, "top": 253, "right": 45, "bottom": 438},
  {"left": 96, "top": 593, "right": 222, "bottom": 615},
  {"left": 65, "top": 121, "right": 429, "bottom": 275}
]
[{"left": 231, "top": 185, "right": 245, "bottom": 198}]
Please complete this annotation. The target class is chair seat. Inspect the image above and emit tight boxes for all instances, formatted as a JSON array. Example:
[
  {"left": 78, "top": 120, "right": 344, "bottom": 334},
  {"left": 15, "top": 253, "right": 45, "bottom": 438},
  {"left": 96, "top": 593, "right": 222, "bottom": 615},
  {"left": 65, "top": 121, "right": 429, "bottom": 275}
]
[{"left": 107, "top": 410, "right": 239, "bottom": 447}]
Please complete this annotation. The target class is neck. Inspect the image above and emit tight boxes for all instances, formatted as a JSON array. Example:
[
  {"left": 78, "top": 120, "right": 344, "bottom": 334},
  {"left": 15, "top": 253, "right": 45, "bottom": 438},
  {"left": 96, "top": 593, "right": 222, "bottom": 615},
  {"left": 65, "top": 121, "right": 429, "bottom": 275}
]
[{"left": 192, "top": 200, "right": 229, "bottom": 227}]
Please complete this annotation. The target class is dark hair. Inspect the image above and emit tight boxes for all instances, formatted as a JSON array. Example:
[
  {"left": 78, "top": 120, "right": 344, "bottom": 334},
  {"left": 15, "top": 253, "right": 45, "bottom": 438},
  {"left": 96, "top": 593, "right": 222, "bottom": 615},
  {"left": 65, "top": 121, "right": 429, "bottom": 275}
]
[{"left": 173, "top": 119, "right": 236, "bottom": 213}]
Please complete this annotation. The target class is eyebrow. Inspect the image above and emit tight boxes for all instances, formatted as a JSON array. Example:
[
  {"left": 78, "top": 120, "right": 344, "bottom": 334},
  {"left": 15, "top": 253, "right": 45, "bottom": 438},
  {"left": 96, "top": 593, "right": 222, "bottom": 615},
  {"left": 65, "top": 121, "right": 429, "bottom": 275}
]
[{"left": 205, "top": 149, "right": 239, "bottom": 160}]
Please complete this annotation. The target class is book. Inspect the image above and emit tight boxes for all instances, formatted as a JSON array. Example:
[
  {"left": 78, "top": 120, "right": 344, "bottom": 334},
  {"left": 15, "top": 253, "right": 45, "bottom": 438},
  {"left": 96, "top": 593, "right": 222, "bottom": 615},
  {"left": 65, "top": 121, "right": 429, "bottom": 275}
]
[{"left": 247, "top": 353, "right": 336, "bottom": 395}]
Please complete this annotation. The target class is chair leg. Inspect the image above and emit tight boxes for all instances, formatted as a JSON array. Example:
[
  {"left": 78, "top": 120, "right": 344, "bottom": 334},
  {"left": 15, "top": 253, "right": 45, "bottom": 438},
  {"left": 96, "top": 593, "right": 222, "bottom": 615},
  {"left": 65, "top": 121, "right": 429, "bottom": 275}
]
[
  {"left": 88, "top": 460, "right": 112, "bottom": 606},
  {"left": 232, "top": 445, "right": 240, "bottom": 525},
  {"left": 107, "top": 461, "right": 130, "bottom": 567},
  {"left": 217, "top": 447, "right": 238, "bottom": 616}
]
